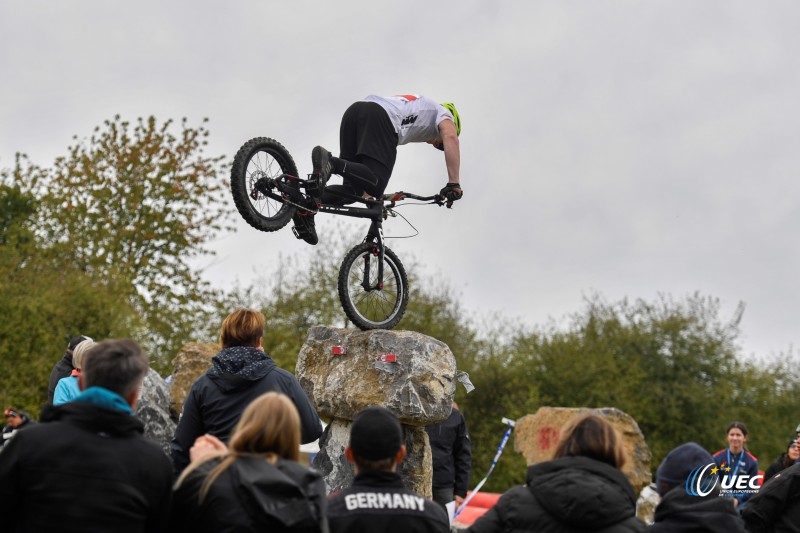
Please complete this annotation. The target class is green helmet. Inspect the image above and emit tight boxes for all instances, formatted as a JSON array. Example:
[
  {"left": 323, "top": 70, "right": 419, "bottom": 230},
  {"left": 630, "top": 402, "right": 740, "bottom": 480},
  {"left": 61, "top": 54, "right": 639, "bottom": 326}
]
[{"left": 441, "top": 102, "right": 461, "bottom": 136}]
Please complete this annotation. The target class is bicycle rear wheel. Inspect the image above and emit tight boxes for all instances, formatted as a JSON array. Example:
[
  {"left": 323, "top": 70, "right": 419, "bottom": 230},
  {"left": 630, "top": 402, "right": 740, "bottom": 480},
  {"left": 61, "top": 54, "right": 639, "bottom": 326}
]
[
  {"left": 230, "top": 137, "right": 298, "bottom": 232},
  {"left": 338, "top": 242, "right": 409, "bottom": 330}
]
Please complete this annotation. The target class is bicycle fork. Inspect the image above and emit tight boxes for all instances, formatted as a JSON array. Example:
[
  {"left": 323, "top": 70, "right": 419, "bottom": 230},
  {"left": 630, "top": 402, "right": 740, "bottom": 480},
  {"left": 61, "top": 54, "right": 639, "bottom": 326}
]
[{"left": 362, "top": 220, "right": 385, "bottom": 292}]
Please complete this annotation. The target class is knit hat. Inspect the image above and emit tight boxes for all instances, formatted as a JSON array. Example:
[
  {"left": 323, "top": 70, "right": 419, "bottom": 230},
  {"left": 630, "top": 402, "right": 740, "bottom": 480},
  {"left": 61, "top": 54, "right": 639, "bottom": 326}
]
[
  {"left": 349, "top": 406, "right": 403, "bottom": 461},
  {"left": 68, "top": 335, "right": 92, "bottom": 351},
  {"left": 656, "top": 442, "right": 714, "bottom": 496}
]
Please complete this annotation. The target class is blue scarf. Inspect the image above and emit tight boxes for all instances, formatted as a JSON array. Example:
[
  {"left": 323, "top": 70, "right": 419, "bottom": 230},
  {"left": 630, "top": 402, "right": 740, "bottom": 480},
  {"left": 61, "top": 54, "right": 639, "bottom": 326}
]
[{"left": 74, "top": 386, "right": 134, "bottom": 415}]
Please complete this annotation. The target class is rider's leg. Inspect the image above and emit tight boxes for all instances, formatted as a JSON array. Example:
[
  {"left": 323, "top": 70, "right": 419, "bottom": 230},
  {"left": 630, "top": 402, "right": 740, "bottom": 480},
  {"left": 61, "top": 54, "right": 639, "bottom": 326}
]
[
  {"left": 320, "top": 183, "right": 361, "bottom": 206},
  {"left": 321, "top": 155, "right": 391, "bottom": 204}
]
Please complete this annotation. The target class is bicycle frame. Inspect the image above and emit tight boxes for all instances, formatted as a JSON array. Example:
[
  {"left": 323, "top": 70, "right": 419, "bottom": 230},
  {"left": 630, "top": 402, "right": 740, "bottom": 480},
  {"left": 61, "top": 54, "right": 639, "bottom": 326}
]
[{"left": 254, "top": 173, "right": 439, "bottom": 291}]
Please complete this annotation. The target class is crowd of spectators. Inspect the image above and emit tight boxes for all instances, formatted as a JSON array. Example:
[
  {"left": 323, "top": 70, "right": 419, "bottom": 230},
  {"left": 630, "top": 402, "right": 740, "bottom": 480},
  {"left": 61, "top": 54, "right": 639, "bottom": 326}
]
[{"left": 1, "top": 308, "right": 798, "bottom": 532}]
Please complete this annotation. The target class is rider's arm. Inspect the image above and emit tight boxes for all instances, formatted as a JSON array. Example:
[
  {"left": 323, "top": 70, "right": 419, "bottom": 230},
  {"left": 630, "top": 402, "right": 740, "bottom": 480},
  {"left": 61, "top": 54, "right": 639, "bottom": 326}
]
[{"left": 439, "top": 119, "right": 460, "bottom": 184}]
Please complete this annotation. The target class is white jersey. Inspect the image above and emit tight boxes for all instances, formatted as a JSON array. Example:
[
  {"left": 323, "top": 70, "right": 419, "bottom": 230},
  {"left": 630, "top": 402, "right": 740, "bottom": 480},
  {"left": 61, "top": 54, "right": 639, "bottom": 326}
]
[{"left": 362, "top": 94, "right": 453, "bottom": 146}]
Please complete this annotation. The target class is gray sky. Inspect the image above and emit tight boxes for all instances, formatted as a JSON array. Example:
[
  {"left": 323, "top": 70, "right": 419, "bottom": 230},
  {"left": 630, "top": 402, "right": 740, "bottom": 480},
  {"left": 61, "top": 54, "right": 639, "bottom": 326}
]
[{"left": 2, "top": 1, "right": 798, "bottom": 358}]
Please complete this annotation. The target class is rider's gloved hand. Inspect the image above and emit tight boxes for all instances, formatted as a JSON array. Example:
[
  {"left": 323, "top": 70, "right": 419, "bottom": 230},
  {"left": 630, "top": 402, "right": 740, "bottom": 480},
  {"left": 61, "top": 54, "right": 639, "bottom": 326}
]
[{"left": 439, "top": 182, "right": 463, "bottom": 208}]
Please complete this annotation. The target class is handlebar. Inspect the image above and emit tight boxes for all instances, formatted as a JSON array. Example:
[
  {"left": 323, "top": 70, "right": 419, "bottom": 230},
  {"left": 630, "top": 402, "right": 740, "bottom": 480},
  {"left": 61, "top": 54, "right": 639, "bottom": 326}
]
[{"left": 383, "top": 191, "right": 445, "bottom": 206}]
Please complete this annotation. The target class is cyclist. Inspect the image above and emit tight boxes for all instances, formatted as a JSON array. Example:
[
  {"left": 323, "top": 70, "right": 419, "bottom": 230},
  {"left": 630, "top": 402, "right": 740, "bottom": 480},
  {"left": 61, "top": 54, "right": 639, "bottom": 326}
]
[{"left": 292, "top": 94, "right": 463, "bottom": 245}]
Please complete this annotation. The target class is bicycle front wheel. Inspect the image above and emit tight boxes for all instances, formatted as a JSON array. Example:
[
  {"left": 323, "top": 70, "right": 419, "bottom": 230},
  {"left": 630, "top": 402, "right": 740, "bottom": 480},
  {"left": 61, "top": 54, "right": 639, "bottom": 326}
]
[
  {"left": 230, "top": 137, "right": 298, "bottom": 232},
  {"left": 338, "top": 243, "right": 409, "bottom": 330}
]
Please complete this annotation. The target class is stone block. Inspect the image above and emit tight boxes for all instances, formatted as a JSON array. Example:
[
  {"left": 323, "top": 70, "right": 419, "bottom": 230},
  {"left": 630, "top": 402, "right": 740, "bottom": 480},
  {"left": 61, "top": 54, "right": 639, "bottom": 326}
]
[
  {"left": 136, "top": 368, "right": 177, "bottom": 456},
  {"left": 312, "top": 418, "right": 433, "bottom": 497},
  {"left": 296, "top": 327, "right": 455, "bottom": 426},
  {"left": 513, "top": 407, "right": 652, "bottom": 494},
  {"left": 169, "top": 342, "right": 218, "bottom": 415}
]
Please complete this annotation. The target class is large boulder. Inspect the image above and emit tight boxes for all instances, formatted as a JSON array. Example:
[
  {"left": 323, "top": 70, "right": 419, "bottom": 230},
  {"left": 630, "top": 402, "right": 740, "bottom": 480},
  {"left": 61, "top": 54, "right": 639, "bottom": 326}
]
[
  {"left": 169, "top": 342, "right": 218, "bottom": 415},
  {"left": 311, "top": 419, "right": 432, "bottom": 497},
  {"left": 296, "top": 327, "right": 455, "bottom": 426},
  {"left": 136, "top": 368, "right": 177, "bottom": 456},
  {"left": 513, "top": 407, "right": 652, "bottom": 494}
]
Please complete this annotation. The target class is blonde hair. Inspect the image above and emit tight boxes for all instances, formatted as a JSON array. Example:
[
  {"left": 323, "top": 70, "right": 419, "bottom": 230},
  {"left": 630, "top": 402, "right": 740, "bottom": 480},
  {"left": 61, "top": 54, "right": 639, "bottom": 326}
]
[
  {"left": 219, "top": 308, "right": 265, "bottom": 348},
  {"left": 72, "top": 339, "right": 96, "bottom": 370},
  {"left": 176, "top": 392, "right": 301, "bottom": 502},
  {"left": 554, "top": 414, "right": 626, "bottom": 469}
]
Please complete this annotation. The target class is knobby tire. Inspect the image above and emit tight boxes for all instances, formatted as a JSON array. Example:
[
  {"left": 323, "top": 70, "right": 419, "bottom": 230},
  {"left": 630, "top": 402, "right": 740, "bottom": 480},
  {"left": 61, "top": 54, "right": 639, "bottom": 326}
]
[
  {"left": 230, "top": 137, "right": 298, "bottom": 232},
  {"left": 338, "top": 243, "right": 409, "bottom": 330}
]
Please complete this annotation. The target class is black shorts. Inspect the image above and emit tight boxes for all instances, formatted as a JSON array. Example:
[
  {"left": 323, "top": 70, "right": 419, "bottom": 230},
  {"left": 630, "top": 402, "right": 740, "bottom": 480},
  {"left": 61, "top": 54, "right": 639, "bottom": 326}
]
[{"left": 339, "top": 101, "right": 398, "bottom": 184}]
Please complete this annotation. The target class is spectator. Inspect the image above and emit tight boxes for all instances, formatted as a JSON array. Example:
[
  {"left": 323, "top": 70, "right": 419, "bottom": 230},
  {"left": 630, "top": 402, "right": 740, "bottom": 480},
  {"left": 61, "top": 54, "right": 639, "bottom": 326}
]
[
  {"left": 47, "top": 334, "right": 92, "bottom": 403},
  {"left": 467, "top": 414, "right": 646, "bottom": 533},
  {"left": 53, "top": 338, "right": 96, "bottom": 405},
  {"left": 327, "top": 406, "right": 450, "bottom": 533},
  {"left": 741, "top": 462, "right": 800, "bottom": 532},
  {"left": 1, "top": 407, "right": 36, "bottom": 448},
  {"left": 424, "top": 401, "right": 471, "bottom": 509},
  {"left": 0, "top": 339, "right": 173, "bottom": 532},
  {"left": 170, "top": 308, "right": 322, "bottom": 473},
  {"left": 171, "top": 392, "right": 328, "bottom": 532},
  {"left": 650, "top": 442, "right": 745, "bottom": 532},
  {"left": 713, "top": 421, "right": 759, "bottom": 509},
  {"left": 763, "top": 438, "right": 800, "bottom": 484}
]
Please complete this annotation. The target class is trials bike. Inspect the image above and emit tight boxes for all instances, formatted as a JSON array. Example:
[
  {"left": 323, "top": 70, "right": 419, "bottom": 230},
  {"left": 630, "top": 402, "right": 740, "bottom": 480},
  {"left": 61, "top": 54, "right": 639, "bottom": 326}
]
[{"left": 230, "top": 137, "right": 446, "bottom": 330}]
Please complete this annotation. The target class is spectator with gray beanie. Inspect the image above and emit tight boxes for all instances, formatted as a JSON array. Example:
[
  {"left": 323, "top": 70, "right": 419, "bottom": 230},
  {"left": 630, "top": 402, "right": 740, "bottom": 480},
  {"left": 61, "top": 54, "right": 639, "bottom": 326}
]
[
  {"left": 327, "top": 406, "right": 449, "bottom": 533},
  {"left": 650, "top": 442, "right": 745, "bottom": 532}
]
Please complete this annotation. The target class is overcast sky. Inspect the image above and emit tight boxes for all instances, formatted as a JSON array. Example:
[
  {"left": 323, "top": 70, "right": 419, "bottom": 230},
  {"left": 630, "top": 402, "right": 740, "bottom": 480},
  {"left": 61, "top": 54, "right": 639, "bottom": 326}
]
[{"left": 2, "top": 1, "right": 798, "bottom": 359}]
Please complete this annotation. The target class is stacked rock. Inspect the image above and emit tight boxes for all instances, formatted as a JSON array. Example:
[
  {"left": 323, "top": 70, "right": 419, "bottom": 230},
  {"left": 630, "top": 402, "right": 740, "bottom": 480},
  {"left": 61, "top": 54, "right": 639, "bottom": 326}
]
[
  {"left": 513, "top": 406, "right": 652, "bottom": 495},
  {"left": 296, "top": 326, "right": 457, "bottom": 496}
]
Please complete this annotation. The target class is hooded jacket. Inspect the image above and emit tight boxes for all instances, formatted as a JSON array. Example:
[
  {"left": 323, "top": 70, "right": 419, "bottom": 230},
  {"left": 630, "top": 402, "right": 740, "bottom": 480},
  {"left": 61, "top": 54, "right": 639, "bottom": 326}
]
[
  {"left": 170, "top": 346, "right": 323, "bottom": 473},
  {"left": 0, "top": 396, "right": 173, "bottom": 532},
  {"left": 47, "top": 351, "right": 74, "bottom": 403},
  {"left": 742, "top": 462, "right": 800, "bottom": 533},
  {"left": 467, "top": 456, "right": 646, "bottom": 533},
  {"left": 171, "top": 455, "right": 328, "bottom": 533},
  {"left": 649, "top": 485, "right": 745, "bottom": 533}
]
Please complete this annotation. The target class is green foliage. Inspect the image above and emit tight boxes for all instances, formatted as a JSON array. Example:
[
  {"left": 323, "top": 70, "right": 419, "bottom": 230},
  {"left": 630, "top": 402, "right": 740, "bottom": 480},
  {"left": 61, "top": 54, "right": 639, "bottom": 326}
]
[
  {"left": 3, "top": 116, "right": 232, "bottom": 372},
  {"left": 0, "top": 184, "right": 137, "bottom": 413}
]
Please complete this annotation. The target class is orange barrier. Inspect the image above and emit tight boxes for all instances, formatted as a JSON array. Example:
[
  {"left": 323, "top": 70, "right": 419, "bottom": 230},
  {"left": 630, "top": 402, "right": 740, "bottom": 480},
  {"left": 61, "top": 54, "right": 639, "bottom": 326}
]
[{"left": 453, "top": 491, "right": 501, "bottom": 526}]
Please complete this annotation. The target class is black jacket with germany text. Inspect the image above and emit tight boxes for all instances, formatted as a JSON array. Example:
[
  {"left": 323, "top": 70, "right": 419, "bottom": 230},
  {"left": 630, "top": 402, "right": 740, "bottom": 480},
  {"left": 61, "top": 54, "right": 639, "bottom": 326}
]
[{"left": 327, "top": 470, "right": 449, "bottom": 533}]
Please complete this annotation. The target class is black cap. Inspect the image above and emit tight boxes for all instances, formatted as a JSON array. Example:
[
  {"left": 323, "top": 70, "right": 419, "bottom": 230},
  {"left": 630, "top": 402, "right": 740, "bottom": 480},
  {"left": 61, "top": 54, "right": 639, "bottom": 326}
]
[
  {"left": 349, "top": 406, "right": 403, "bottom": 461},
  {"left": 68, "top": 335, "right": 92, "bottom": 351}
]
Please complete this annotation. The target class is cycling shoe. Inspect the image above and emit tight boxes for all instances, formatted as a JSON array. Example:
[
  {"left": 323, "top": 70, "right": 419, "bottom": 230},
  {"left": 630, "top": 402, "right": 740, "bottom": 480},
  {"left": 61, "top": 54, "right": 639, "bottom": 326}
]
[{"left": 292, "top": 211, "right": 318, "bottom": 246}]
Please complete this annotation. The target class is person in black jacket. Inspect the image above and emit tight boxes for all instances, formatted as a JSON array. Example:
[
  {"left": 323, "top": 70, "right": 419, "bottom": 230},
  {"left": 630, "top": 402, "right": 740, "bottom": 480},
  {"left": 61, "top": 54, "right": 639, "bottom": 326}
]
[
  {"left": 467, "top": 413, "right": 646, "bottom": 533},
  {"left": 171, "top": 392, "right": 328, "bottom": 533},
  {"left": 47, "top": 334, "right": 91, "bottom": 403},
  {"left": 742, "top": 462, "right": 800, "bottom": 533},
  {"left": 327, "top": 406, "right": 450, "bottom": 533},
  {"left": 650, "top": 442, "right": 745, "bottom": 533},
  {"left": 0, "top": 339, "right": 174, "bottom": 532},
  {"left": 170, "top": 308, "right": 323, "bottom": 473},
  {"left": 1, "top": 407, "right": 36, "bottom": 449},
  {"left": 424, "top": 401, "right": 471, "bottom": 508},
  {"left": 763, "top": 438, "right": 799, "bottom": 484}
]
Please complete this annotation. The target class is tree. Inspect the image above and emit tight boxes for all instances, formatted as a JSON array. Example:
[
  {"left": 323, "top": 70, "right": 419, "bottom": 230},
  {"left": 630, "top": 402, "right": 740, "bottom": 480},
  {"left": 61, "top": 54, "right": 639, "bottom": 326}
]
[
  {"left": 0, "top": 184, "right": 138, "bottom": 413},
  {"left": 4, "top": 116, "right": 232, "bottom": 370}
]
